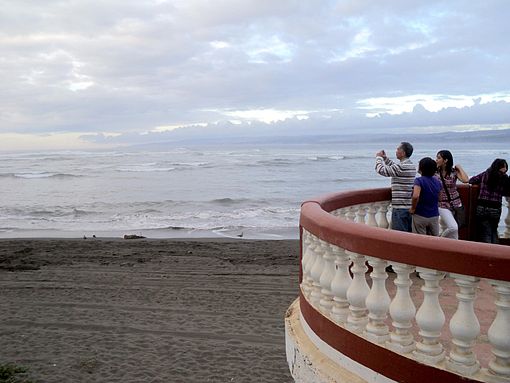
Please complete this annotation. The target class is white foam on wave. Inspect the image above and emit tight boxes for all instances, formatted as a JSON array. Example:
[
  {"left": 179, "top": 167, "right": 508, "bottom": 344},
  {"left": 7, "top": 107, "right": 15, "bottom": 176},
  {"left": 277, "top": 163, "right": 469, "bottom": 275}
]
[
  {"left": 9, "top": 172, "right": 81, "bottom": 179},
  {"left": 117, "top": 166, "right": 176, "bottom": 172},
  {"left": 307, "top": 155, "right": 345, "bottom": 161}
]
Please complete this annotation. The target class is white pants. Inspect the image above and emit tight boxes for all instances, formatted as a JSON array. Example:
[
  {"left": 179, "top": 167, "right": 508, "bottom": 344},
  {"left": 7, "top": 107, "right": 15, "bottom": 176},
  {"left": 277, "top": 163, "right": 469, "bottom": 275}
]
[{"left": 439, "top": 207, "right": 459, "bottom": 239}]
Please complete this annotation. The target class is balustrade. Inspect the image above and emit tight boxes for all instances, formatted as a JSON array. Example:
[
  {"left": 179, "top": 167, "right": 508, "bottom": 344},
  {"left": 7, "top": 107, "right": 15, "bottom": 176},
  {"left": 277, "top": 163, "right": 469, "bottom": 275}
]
[
  {"left": 413, "top": 268, "right": 446, "bottom": 364},
  {"left": 447, "top": 274, "right": 481, "bottom": 375},
  {"left": 387, "top": 262, "right": 416, "bottom": 353},
  {"left": 318, "top": 242, "right": 335, "bottom": 315},
  {"left": 309, "top": 238, "right": 325, "bottom": 307},
  {"left": 364, "top": 257, "right": 391, "bottom": 343},
  {"left": 486, "top": 280, "right": 510, "bottom": 381},
  {"left": 300, "top": 231, "right": 510, "bottom": 381},
  {"left": 329, "top": 243, "right": 351, "bottom": 325},
  {"left": 298, "top": 189, "right": 510, "bottom": 383},
  {"left": 345, "top": 250, "right": 369, "bottom": 333},
  {"left": 300, "top": 231, "right": 314, "bottom": 299}
]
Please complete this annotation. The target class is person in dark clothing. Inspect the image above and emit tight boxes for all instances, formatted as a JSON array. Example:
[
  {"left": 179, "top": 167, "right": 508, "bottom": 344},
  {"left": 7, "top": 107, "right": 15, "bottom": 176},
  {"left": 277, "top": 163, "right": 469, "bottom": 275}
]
[{"left": 469, "top": 158, "right": 509, "bottom": 243}]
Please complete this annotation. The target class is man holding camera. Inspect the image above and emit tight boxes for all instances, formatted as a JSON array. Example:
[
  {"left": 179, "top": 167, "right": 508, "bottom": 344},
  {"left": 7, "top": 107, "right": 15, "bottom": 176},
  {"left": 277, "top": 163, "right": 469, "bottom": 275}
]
[{"left": 375, "top": 142, "right": 416, "bottom": 232}]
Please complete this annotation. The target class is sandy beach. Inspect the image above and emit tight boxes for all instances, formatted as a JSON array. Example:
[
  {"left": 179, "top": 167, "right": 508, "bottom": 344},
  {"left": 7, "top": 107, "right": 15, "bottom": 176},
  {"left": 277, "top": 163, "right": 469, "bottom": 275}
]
[{"left": 0, "top": 238, "right": 299, "bottom": 383}]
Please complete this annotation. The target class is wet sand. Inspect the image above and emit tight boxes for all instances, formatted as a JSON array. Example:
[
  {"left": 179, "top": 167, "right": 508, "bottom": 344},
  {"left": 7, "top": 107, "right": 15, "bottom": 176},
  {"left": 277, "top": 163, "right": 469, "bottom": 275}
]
[{"left": 0, "top": 238, "right": 300, "bottom": 383}]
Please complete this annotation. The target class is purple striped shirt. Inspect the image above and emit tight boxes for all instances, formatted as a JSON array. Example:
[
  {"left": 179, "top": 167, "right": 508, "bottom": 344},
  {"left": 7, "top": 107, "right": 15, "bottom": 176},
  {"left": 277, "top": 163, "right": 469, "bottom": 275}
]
[
  {"left": 435, "top": 170, "right": 462, "bottom": 209},
  {"left": 469, "top": 170, "right": 509, "bottom": 208}
]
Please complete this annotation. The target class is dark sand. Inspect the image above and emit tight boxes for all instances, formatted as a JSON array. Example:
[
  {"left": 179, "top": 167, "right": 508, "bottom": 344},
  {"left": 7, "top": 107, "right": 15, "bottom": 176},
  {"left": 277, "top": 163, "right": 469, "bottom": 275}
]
[{"left": 0, "top": 238, "right": 300, "bottom": 383}]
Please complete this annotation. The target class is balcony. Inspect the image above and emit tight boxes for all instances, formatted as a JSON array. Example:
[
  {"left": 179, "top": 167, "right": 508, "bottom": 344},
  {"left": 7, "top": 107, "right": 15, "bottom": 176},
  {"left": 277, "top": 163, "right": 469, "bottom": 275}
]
[{"left": 285, "top": 185, "right": 510, "bottom": 383}]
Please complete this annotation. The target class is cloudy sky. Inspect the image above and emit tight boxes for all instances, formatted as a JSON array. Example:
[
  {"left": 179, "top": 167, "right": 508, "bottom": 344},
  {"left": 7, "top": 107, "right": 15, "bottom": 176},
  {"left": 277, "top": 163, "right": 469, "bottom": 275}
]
[{"left": 1, "top": 0, "right": 509, "bottom": 150}]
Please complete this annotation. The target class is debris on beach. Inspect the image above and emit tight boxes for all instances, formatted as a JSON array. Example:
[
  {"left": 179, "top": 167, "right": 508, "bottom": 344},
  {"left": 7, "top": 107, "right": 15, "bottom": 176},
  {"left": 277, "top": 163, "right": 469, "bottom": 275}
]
[{"left": 123, "top": 234, "right": 146, "bottom": 239}]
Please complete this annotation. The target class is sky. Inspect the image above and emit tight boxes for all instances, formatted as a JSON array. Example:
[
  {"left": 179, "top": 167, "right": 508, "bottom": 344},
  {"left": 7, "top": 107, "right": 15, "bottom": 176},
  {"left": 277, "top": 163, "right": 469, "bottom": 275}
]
[{"left": 1, "top": 0, "right": 510, "bottom": 151}]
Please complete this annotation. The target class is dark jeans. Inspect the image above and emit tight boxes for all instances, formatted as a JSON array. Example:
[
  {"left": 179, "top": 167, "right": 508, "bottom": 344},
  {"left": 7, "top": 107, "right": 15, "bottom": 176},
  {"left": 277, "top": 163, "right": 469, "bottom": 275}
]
[
  {"left": 391, "top": 208, "right": 412, "bottom": 232},
  {"left": 475, "top": 205, "right": 502, "bottom": 244}
]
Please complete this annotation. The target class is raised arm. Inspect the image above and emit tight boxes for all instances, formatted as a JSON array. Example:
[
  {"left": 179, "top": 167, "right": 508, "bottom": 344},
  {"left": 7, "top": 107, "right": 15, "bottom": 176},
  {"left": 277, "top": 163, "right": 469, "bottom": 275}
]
[
  {"left": 454, "top": 164, "right": 469, "bottom": 183},
  {"left": 469, "top": 171, "right": 483, "bottom": 185},
  {"left": 375, "top": 156, "right": 399, "bottom": 177}
]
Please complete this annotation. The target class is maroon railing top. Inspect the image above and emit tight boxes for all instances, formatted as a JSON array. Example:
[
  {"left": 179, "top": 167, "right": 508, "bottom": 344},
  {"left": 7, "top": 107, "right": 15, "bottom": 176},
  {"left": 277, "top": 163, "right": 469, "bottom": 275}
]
[
  {"left": 300, "top": 186, "right": 510, "bottom": 281},
  {"left": 301, "top": 187, "right": 392, "bottom": 211}
]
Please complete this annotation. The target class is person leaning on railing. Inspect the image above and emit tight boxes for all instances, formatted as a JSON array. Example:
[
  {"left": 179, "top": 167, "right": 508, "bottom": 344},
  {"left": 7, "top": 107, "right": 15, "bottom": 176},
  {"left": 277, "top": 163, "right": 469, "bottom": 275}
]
[{"left": 469, "top": 158, "right": 509, "bottom": 244}]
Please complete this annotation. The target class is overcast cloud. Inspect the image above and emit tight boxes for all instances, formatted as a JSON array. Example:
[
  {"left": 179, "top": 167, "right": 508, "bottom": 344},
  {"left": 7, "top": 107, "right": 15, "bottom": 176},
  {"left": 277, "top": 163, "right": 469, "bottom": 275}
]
[{"left": 1, "top": 0, "right": 509, "bottom": 150}]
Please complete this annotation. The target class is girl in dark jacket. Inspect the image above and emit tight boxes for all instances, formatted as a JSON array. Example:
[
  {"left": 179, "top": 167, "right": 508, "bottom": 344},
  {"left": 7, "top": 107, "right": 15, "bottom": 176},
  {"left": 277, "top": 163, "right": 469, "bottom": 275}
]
[{"left": 469, "top": 158, "right": 509, "bottom": 243}]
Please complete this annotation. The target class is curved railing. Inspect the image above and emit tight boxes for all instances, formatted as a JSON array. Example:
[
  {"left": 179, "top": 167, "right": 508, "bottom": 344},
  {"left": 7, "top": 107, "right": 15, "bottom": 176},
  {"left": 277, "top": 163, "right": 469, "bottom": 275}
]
[{"left": 296, "top": 185, "right": 510, "bottom": 383}]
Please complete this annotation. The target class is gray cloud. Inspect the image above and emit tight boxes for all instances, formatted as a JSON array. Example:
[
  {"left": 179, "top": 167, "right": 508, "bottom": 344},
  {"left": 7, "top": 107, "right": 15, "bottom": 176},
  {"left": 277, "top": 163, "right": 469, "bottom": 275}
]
[
  {"left": 1, "top": 0, "right": 509, "bottom": 147},
  {"left": 81, "top": 99, "right": 510, "bottom": 146}
]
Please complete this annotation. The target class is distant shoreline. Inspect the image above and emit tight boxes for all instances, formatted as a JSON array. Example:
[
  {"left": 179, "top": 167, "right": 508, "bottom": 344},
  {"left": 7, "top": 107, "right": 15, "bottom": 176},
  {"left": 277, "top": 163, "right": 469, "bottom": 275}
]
[{"left": 0, "top": 226, "right": 299, "bottom": 240}]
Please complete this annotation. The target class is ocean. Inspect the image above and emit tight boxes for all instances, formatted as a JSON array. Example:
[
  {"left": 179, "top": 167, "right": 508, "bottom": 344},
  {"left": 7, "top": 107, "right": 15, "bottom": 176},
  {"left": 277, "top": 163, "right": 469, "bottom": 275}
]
[{"left": 0, "top": 137, "right": 509, "bottom": 239}]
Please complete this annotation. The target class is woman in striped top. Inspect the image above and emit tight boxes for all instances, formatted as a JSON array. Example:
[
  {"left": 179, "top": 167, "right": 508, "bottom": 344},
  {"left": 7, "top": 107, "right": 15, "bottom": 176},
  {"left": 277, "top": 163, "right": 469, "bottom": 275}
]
[{"left": 435, "top": 150, "right": 469, "bottom": 239}]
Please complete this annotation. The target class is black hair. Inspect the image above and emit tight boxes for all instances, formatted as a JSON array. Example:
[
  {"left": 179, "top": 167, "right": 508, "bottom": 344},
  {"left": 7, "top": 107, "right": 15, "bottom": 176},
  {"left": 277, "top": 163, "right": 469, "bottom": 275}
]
[
  {"left": 437, "top": 150, "right": 454, "bottom": 176},
  {"left": 419, "top": 157, "right": 437, "bottom": 177},
  {"left": 400, "top": 142, "right": 413, "bottom": 158},
  {"left": 487, "top": 158, "right": 508, "bottom": 190}
]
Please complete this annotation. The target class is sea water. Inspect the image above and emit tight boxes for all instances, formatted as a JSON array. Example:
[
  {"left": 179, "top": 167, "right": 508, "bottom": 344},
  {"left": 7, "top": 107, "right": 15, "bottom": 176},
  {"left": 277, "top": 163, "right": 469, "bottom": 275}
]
[{"left": 0, "top": 139, "right": 508, "bottom": 239}]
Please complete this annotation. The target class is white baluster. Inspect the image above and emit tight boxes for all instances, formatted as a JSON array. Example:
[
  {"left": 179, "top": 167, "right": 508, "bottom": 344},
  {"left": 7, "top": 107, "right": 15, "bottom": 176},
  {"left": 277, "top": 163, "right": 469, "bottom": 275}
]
[
  {"left": 346, "top": 206, "right": 356, "bottom": 221},
  {"left": 300, "top": 231, "right": 311, "bottom": 288},
  {"left": 356, "top": 205, "right": 367, "bottom": 224},
  {"left": 301, "top": 234, "right": 317, "bottom": 299},
  {"left": 387, "top": 262, "right": 416, "bottom": 353},
  {"left": 377, "top": 202, "right": 390, "bottom": 229},
  {"left": 330, "top": 245, "right": 352, "bottom": 325},
  {"left": 338, "top": 207, "right": 349, "bottom": 219},
  {"left": 346, "top": 251, "right": 370, "bottom": 333},
  {"left": 319, "top": 242, "right": 336, "bottom": 316},
  {"left": 331, "top": 208, "right": 345, "bottom": 218},
  {"left": 413, "top": 268, "right": 446, "bottom": 364},
  {"left": 485, "top": 280, "right": 510, "bottom": 382},
  {"left": 309, "top": 239, "right": 326, "bottom": 308},
  {"left": 366, "top": 203, "right": 378, "bottom": 227},
  {"left": 446, "top": 274, "right": 481, "bottom": 375},
  {"left": 301, "top": 230, "right": 310, "bottom": 272},
  {"left": 364, "top": 257, "right": 390, "bottom": 343}
]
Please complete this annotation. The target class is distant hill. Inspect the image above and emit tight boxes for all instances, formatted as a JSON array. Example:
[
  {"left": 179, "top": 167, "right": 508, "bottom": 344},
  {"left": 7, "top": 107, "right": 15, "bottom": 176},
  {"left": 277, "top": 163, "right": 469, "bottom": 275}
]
[{"left": 125, "top": 128, "right": 510, "bottom": 150}]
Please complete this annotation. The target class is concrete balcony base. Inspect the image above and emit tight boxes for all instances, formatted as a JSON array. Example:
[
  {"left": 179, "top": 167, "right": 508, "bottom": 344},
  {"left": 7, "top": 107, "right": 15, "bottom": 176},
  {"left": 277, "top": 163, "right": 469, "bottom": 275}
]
[{"left": 285, "top": 298, "right": 395, "bottom": 383}]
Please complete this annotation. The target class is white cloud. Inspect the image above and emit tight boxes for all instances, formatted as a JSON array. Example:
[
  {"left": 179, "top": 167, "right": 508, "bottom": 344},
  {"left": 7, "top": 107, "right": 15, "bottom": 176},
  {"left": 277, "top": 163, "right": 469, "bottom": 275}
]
[
  {"left": 358, "top": 94, "right": 510, "bottom": 116},
  {"left": 220, "top": 108, "right": 313, "bottom": 123},
  {"left": 245, "top": 35, "right": 295, "bottom": 63},
  {"left": 210, "top": 40, "right": 230, "bottom": 49},
  {"left": 329, "top": 28, "right": 376, "bottom": 62},
  {"left": 151, "top": 122, "right": 207, "bottom": 132}
]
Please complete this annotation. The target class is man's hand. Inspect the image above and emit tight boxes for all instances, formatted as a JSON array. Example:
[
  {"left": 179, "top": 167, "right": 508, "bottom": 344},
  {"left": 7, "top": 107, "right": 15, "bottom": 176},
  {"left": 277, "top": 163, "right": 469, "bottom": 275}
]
[{"left": 376, "top": 150, "right": 386, "bottom": 159}]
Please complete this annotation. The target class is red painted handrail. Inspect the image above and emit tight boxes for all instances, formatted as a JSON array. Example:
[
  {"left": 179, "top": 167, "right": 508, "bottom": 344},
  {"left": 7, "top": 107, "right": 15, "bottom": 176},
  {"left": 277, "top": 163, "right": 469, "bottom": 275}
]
[{"left": 300, "top": 186, "right": 510, "bottom": 281}]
